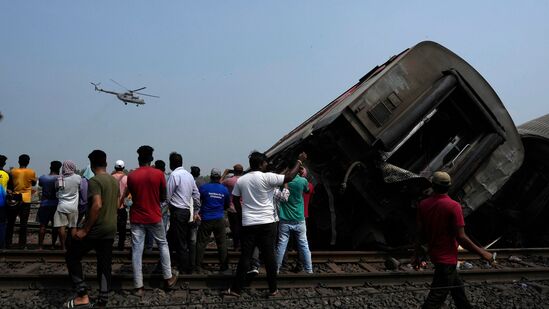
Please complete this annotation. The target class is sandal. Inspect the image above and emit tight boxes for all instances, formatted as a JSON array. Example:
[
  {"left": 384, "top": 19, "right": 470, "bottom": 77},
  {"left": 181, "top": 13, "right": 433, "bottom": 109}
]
[
  {"left": 223, "top": 288, "right": 241, "bottom": 297},
  {"left": 268, "top": 289, "right": 279, "bottom": 297},
  {"left": 63, "top": 298, "right": 92, "bottom": 308}
]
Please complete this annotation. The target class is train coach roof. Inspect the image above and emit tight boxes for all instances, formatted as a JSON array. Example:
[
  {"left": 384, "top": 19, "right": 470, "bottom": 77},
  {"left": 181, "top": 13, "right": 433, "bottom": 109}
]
[
  {"left": 265, "top": 44, "right": 411, "bottom": 156},
  {"left": 518, "top": 114, "right": 549, "bottom": 140}
]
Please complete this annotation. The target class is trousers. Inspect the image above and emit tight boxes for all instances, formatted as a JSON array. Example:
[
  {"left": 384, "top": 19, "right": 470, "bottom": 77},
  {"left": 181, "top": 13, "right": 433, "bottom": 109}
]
[
  {"left": 6, "top": 202, "right": 30, "bottom": 246},
  {"left": 65, "top": 238, "right": 114, "bottom": 304},
  {"left": 423, "top": 263, "right": 471, "bottom": 309},
  {"left": 231, "top": 222, "right": 278, "bottom": 293},
  {"left": 196, "top": 218, "right": 228, "bottom": 270}
]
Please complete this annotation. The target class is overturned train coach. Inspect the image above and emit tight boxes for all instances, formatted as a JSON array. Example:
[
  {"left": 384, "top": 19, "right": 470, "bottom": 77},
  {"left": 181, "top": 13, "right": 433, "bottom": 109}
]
[{"left": 265, "top": 41, "right": 524, "bottom": 250}]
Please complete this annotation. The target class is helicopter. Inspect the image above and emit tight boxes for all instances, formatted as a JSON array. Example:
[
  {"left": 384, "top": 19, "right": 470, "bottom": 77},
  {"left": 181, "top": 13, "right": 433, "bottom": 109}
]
[{"left": 91, "top": 79, "right": 159, "bottom": 106}]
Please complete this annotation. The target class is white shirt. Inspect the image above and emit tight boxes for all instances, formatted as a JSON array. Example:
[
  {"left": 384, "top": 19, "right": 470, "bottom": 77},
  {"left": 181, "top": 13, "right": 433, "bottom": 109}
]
[
  {"left": 232, "top": 171, "right": 285, "bottom": 226},
  {"left": 167, "top": 166, "right": 200, "bottom": 211},
  {"left": 57, "top": 174, "right": 81, "bottom": 214}
]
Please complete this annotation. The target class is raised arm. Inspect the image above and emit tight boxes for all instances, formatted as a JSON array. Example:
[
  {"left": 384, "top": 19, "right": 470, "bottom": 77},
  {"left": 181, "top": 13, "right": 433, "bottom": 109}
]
[{"left": 283, "top": 152, "right": 307, "bottom": 183}]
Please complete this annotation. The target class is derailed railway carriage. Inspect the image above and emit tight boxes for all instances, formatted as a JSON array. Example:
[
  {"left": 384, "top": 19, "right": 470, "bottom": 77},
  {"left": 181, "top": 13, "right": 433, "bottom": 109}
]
[{"left": 265, "top": 41, "right": 524, "bottom": 249}]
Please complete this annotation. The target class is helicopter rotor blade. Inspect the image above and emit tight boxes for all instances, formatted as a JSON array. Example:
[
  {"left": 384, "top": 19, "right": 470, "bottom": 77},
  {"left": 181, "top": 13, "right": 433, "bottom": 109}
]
[
  {"left": 136, "top": 92, "right": 160, "bottom": 98},
  {"left": 132, "top": 87, "right": 146, "bottom": 92},
  {"left": 110, "top": 79, "right": 129, "bottom": 91}
]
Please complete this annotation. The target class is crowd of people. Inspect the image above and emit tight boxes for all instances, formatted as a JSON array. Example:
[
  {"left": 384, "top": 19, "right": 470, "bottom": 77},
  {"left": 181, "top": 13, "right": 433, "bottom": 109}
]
[
  {"left": 0, "top": 149, "right": 497, "bottom": 309},
  {"left": 0, "top": 148, "right": 315, "bottom": 308}
]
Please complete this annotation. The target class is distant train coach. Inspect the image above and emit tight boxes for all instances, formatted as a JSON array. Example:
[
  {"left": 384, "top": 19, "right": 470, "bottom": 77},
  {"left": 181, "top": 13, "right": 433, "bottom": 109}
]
[{"left": 265, "top": 41, "right": 524, "bottom": 249}]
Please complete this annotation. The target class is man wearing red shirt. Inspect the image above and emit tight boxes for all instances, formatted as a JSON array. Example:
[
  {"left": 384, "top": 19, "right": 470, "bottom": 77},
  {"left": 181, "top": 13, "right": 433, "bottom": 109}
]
[
  {"left": 415, "top": 171, "right": 493, "bottom": 309},
  {"left": 123, "top": 145, "right": 177, "bottom": 296}
]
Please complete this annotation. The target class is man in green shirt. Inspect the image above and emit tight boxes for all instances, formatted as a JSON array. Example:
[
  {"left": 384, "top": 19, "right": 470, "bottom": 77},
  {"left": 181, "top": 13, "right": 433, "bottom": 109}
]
[
  {"left": 275, "top": 168, "right": 313, "bottom": 274},
  {"left": 64, "top": 150, "right": 119, "bottom": 308}
]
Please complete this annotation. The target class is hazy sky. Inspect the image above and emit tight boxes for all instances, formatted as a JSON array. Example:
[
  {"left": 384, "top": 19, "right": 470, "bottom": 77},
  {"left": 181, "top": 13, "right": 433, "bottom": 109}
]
[{"left": 1, "top": 1, "right": 548, "bottom": 176}]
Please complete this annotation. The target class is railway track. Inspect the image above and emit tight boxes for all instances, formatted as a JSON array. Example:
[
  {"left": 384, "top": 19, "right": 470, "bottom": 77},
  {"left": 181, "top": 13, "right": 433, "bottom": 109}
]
[
  {"left": 3, "top": 247, "right": 549, "bottom": 263},
  {"left": 1, "top": 248, "right": 549, "bottom": 290}
]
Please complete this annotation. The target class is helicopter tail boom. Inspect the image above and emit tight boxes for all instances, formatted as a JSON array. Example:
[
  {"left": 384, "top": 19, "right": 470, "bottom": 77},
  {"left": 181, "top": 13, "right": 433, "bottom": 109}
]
[{"left": 90, "top": 82, "right": 101, "bottom": 91}]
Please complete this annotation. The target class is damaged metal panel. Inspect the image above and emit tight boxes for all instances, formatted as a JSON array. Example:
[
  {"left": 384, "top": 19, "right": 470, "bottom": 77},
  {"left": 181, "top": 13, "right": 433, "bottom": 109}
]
[
  {"left": 265, "top": 41, "right": 523, "bottom": 249},
  {"left": 469, "top": 114, "right": 549, "bottom": 247}
]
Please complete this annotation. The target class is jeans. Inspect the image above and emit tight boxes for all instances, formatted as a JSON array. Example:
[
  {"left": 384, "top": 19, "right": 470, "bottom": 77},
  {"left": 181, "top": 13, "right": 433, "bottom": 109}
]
[
  {"left": 65, "top": 238, "right": 114, "bottom": 305},
  {"left": 423, "top": 263, "right": 471, "bottom": 309},
  {"left": 231, "top": 222, "right": 278, "bottom": 294},
  {"left": 168, "top": 207, "right": 195, "bottom": 273},
  {"left": 276, "top": 220, "right": 313, "bottom": 273},
  {"left": 6, "top": 202, "right": 30, "bottom": 247},
  {"left": 196, "top": 218, "right": 228, "bottom": 270},
  {"left": 131, "top": 222, "right": 172, "bottom": 288}
]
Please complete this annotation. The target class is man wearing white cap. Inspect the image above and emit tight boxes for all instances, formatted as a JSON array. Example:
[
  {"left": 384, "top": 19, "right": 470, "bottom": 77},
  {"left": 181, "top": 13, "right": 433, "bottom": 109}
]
[
  {"left": 414, "top": 171, "right": 494, "bottom": 309},
  {"left": 112, "top": 160, "right": 128, "bottom": 251}
]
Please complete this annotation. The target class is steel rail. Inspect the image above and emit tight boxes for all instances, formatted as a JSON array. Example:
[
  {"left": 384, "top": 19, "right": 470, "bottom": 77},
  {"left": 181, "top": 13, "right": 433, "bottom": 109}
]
[
  {"left": 1, "top": 266, "right": 548, "bottom": 290},
  {"left": 2, "top": 248, "right": 549, "bottom": 264}
]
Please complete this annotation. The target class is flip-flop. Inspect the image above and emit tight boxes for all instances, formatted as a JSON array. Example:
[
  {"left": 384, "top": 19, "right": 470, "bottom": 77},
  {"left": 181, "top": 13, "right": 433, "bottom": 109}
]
[{"left": 63, "top": 298, "right": 92, "bottom": 308}]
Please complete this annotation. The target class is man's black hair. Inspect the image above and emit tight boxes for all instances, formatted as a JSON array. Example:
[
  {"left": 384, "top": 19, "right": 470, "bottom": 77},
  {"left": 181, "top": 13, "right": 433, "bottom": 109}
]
[
  {"left": 88, "top": 149, "right": 107, "bottom": 168},
  {"left": 190, "top": 166, "right": 200, "bottom": 178},
  {"left": 0, "top": 155, "right": 7, "bottom": 165},
  {"left": 115, "top": 166, "right": 124, "bottom": 172},
  {"left": 50, "top": 161, "right": 62, "bottom": 173},
  {"left": 169, "top": 152, "right": 183, "bottom": 169},
  {"left": 137, "top": 145, "right": 154, "bottom": 165},
  {"left": 249, "top": 151, "right": 268, "bottom": 170},
  {"left": 19, "top": 154, "right": 30, "bottom": 167},
  {"left": 432, "top": 183, "right": 450, "bottom": 194},
  {"left": 155, "top": 160, "right": 166, "bottom": 172},
  {"left": 233, "top": 164, "right": 244, "bottom": 176}
]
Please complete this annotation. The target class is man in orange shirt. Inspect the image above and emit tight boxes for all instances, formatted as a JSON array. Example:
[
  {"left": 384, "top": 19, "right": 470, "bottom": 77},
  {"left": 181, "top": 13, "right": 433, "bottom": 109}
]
[{"left": 7, "top": 154, "right": 37, "bottom": 248}]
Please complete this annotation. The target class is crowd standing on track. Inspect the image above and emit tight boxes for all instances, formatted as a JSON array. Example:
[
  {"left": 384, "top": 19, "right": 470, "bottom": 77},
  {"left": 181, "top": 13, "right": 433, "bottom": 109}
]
[
  {"left": 0, "top": 149, "right": 321, "bottom": 306},
  {"left": 225, "top": 151, "right": 307, "bottom": 298}
]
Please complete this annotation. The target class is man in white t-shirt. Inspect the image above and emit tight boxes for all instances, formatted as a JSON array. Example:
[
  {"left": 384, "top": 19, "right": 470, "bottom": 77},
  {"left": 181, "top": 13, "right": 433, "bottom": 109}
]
[{"left": 226, "top": 151, "right": 307, "bottom": 297}]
